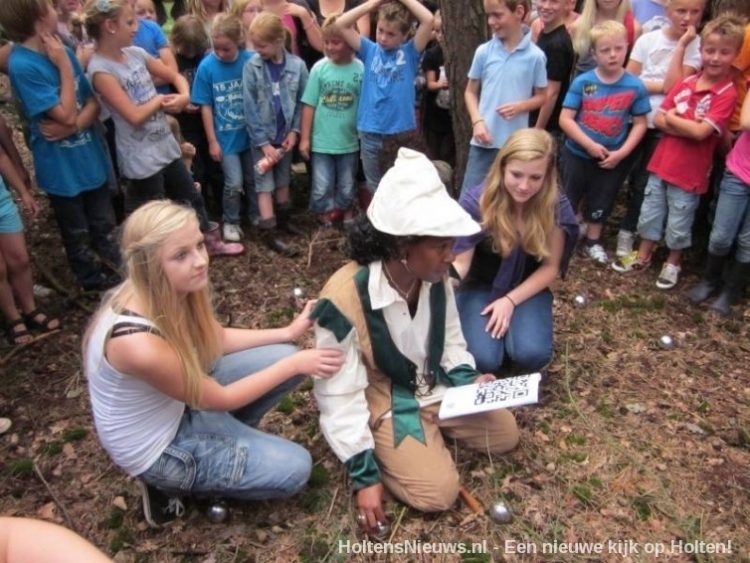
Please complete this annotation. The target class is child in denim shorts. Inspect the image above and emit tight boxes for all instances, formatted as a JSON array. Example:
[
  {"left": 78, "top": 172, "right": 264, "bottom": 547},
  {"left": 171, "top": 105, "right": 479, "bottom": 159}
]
[{"left": 613, "top": 14, "right": 744, "bottom": 290}]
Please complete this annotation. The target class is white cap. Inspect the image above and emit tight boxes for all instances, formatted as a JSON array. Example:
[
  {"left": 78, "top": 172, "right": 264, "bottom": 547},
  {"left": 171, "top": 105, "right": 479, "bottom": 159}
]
[{"left": 367, "top": 148, "right": 481, "bottom": 237}]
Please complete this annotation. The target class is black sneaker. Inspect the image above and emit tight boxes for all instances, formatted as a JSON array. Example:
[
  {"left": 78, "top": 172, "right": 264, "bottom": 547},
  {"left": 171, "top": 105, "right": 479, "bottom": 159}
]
[{"left": 137, "top": 480, "right": 185, "bottom": 528}]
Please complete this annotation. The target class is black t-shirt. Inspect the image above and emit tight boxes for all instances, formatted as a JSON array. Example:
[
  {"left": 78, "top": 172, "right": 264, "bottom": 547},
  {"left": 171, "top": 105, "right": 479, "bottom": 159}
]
[
  {"left": 174, "top": 53, "right": 205, "bottom": 140},
  {"left": 464, "top": 237, "right": 540, "bottom": 288},
  {"left": 530, "top": 24, "right": 574, "bottom": 133},
  {"left": 421, "top": 44, "right": 452, "bottom": 134}
]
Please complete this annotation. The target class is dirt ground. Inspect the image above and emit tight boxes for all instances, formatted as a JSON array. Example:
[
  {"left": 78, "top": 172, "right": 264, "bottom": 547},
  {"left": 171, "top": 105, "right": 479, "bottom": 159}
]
[{"left": 0, "top": 100, "right": 748, "bottom": 563}]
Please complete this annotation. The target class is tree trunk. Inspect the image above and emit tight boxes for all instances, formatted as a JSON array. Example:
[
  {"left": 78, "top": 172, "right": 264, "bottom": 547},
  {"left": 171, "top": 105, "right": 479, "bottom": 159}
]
[{"left": 438, "top": 0, "right": 487, "bottom": 193}]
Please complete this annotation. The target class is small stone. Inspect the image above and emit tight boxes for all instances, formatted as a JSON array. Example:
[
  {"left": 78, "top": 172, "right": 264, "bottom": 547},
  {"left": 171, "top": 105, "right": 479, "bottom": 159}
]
[
  {"left": 489, "top": 501, "right": 513, "bottom": 523},
  {"left": 292, "top": 287, "right": 305, "bottom": 299},
  {"left": 658, "top": 335, "right": 675, "bottom": 350},
  {"left": 573, "top": 294, "right": 588, "bottom": 307}
]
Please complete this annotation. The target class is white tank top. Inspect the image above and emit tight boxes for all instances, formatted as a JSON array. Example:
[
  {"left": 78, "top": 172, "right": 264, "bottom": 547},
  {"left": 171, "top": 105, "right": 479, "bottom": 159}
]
[{"left": 85, "top": 308, "right": 184, "bottom": 476}]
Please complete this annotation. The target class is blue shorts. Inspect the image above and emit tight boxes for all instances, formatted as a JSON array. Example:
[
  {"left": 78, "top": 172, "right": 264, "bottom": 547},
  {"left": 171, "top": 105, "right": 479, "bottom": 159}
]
[{"left": 0, "top": 181, "right": 23, "bottom": 234}]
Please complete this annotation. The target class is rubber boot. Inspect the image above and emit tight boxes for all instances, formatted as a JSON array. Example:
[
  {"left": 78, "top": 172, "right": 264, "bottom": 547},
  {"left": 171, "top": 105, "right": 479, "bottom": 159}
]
[
  {"left": 277, "top": 203, "right": 305, "bottom": 236},
  {"left": 357, "top": 187, "right": 373, "bottom": 212},
  {"left": 708, "top": 260, "right": 750, "bottom": 315},
  {"left": 204, "top": 222, "right": 244, "bottom": 257},
  {"left": 687, "top": 252, "right": 726, "bottom": 304},
  {"left": 258, "top": 218, "right": 298, "bottom": 257}
]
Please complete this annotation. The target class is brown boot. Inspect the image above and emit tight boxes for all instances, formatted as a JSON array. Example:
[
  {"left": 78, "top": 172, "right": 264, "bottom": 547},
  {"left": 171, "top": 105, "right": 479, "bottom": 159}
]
[
  {"left": 258, "top": 218, "right": 298, "bottom": 257},
  {"left": 204, "top": 222, "right": 244, "bottom": 257}
]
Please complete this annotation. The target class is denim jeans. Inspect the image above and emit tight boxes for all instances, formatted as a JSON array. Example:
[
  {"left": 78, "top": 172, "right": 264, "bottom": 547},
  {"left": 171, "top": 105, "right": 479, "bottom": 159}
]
[
  {"left": 126, "top": 158, "right": 211, "bottom": 231},
  {"left": 637, "top": 174, "right": 700, "bottom": 250},
  {"left": 309, "top": 151, "right": 358, "bottom": 213},
  {"left": 709, "top": 170, "right": 750, "bottom": 262},
  {"left": 139, "top": 344, "right": 312, "bottom": 500},
  {"left": 456, "top": 286, "right": 553, "bottom": 373},
  {"left": 621, "top": 129, "right": 661, "bottom": 233},
  {"left": 359, "top": 132, "right": 386, "bottom": 193},
  {"left": 251, "top": 147, "right": 293, "bottom": 193},
  {"left": 47, "top": 184, "right": 121, "bottom": 290},
  {"left": 460, "top": 145, "right": 499, "bottom": 195},
  {"left": 221, "top": 149, "right": 258, "bottom": 224}
]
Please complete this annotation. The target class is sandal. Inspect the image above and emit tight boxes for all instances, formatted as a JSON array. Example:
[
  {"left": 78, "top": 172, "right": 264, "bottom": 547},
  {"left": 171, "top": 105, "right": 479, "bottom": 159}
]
[
  {"left": 23, "top": 308, "right": 61, "bottom": 333},
  {"left": 6, "top": 318, "right": 33, "bottom": 345}
]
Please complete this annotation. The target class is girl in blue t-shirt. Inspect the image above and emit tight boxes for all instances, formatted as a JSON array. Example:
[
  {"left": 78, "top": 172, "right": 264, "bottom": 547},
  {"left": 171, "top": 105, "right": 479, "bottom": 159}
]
[
  {"left": 85, "top": 0, "right": 243, "bottom": 256},
  {"left": 243, "top": 12, "right": 308, "bottom": 256},
  {"left": 193, "top": 13, "right": 256, "bottom": 242}
]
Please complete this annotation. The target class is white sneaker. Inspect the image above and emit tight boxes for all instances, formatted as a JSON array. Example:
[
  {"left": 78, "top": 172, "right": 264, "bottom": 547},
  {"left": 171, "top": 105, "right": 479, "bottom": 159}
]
[
  {"left": 585, "top": 243, "right": 608, "bottom": 265},
  {"left": 222, "top": 223, "right": 243, "bottom": 242},
  {"left": 33, "top": 284, "right": 53, "bottom": 298},
  {"left": 616, "top": 230, "right": 635, "bottom": 257},
  {"left": 655, "top": 263, "right": 681, "bottom": 290}
]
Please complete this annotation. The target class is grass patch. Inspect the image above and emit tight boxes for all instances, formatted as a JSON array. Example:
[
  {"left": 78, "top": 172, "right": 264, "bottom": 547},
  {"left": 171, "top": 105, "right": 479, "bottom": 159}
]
[
  {"left": 565, "top": 434, "right": 586, "bottom": 446},
  {"left": 62, "top": 427, "right": 87, "bottom": 442},
  {"left": 267, "top": 307, "right": 295, "bottom": 327},
  {"left": 308, "top": 464, "right": 329, "bottom": 488},
  {"left": 599, "top": 295, "right": 666, "bottom": 313},
  {"left": 632, "top": 494, "right": 654, "bottom": 521},
  {"left": 276, "top": 396, "right": 294, "bottom": 414},
  {"left": 104, "top": 508, "right": 124, "bottom": 530},
  {"left": 41, "top": 441, "right": 63, "bottom": 457},
  {"left": 109, "top": 528, "right": 134, "bottom": 553},
  {"left": 596, "top": 400, "right": 615, "bottom": 418},
  {"left": 560, "top": 452, "right": 588, "bottom": 464},
  {"left": 572, "top": 483, "right": 595, "bottom": 506},
  {"left": 7, "top": 458, "right": 34, "bottom": 476}
]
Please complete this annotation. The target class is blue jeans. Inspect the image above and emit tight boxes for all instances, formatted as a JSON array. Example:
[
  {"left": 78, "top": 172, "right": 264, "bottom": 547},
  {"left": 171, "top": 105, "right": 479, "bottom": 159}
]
[
  {"left": 456, "top": 286, "right": 553, "bottom": 373},
  {"left": 359, "top": 132, "right": 386, "bottom": 193},
  {"left": 221, "top": 149, "right": 258, "bottom": 225},
  {"left": 251, "top": 147, "right": 293, "bottom": 193},
  {"left": 309, "top": 151, "right": 358, "bottom": 213},
  {"left": 460, "top": 145, "right": 498, "bottom": 195},
  {"left": 637, "top": 174, "right": 700, "bottom": 250},
  {"left": 709, "top": 169, "right": 750, "bottom": 262},
  {"left": 139, "top": 345, "right": 311, "bottom": 500}
]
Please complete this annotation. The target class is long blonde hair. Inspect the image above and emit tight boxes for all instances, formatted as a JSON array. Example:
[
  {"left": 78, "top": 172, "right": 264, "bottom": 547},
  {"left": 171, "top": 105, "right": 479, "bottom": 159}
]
[
  {"left": 187, "top": 0, "right": 229, "bottom": 23},
  {"left": 573, "top": 0, "right": 631, "bottom": 57},
  {"left": 480, "top": 129, "right": 559, "bottom": 260},
  {"left": 84, "top": 201, "right": 221, "bottom": 407}
]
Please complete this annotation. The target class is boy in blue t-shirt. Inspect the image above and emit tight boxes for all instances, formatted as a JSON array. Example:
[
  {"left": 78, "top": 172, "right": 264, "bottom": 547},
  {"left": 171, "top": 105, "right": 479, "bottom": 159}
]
[
  {"left": 462, "top": 0, "right": 548, "bottom": 194},
  {"left": 559, "top": 20, "right": 650, "bottom": 265},
  {"left": 0, "top": 0, "right": 121, "bottom": 291},
  {"left": 299, "top": 16, "right": 364, "bottom": 226},
  {"left": 335, "top": 0, "right": 434, "bottom": 196}
]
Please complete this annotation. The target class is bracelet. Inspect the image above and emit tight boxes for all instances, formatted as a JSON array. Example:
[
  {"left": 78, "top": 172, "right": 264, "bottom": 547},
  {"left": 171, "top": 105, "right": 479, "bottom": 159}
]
[
  {"left": 471, "top": 118, "right": 484, "bottom": 126},
  {"left": 504, "top": 294, "right": 517, "bottom": 307}
]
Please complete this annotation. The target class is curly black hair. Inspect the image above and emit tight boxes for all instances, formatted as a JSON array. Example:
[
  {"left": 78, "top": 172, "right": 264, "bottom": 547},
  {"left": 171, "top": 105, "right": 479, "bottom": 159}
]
[{"left": 345, "top": 215, "right": 424, "bottom": 265}]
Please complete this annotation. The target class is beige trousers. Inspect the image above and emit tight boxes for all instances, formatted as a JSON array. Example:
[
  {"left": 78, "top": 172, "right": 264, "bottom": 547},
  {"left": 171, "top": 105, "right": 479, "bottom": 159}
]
[{"left": 371, "top": 404, "right": 519, "bottom": 512}]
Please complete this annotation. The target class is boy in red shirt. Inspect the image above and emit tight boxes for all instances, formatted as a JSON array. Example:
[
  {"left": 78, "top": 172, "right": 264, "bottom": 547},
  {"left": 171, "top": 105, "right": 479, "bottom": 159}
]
[{"left": 613, "top": 14, "right": 745, "bottom": 289}]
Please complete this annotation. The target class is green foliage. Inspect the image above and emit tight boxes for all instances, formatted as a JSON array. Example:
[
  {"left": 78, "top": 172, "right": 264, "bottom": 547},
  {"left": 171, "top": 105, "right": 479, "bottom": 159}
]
[
  {"left": 63, "top": 427, "right": 87, "bottom": 442},
  {"left": 7, "top": 458, "right": 34, "bottom": 476}
]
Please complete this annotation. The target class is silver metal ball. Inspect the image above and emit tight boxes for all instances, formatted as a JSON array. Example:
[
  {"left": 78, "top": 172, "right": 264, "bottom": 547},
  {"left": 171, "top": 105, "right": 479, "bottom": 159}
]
[
  {"left": 206, "top": 502, "right": 228, "bottom": 523},
  {"left": 371, "top": 520, "right": 390, "bottom": 540},
  {"left": 658, "top": 335, "right": 675, "bottom": 350},
  {"left": 292, "top": 287, "right": 305, "bottom": 299},
  {"left": 489, "top": 501, "right": 513, "bottom": 523},
  {"left": 573, "top": 294, "right": 588, "bottom": 307}
]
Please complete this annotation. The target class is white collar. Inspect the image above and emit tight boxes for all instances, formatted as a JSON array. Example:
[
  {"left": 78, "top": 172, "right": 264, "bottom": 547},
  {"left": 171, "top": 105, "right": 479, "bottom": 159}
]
[{"left": 368, "top": 261, "right": 431, "bottom": 311}]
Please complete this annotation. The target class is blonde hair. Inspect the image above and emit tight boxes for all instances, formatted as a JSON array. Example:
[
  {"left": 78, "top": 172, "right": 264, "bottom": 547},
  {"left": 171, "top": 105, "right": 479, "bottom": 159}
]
[
  {"left": 321, "top": 14, "right": 343, "bottom": 40},
  {"left": 480, "top": 129, "right": 559, "bottom": 260},
  {"left": 187, "top": 0, "right": 229, "bottom": 22},
  {"left": 249, "top": 11, "right": 285, "bottom": 44},
  {"left": 573, "top": 0, "right": 631, "bottom": 56},
  {"left": 83, "top": 0, "right": 129, "bottom": 40},
  {"left": 171, "top": 13, "right": 210, "bottom": 56},
  {"left": 211, "top": 11, "right": 243, "bottom": 44},
  {"left": 230, "top": 0, "right": 260, "bottom": 19},
  {"left": 0, "top": 0, "right": 56, "bottom": 42},
  {"left": 700, "top": 12, "right": 746, "bottom": 48},
  {"left": 377, "top": 2, "right": 413, "bottom": 35},
  {"left": 85, "top": 201, "right": 221, "bottom": 407},
  {"left": 589, "top": 19, "right": 627, "bottom": 49}
]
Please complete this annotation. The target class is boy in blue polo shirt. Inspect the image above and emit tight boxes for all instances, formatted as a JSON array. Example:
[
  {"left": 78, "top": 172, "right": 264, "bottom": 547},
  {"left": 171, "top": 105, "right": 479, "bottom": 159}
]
[
  {"left": 335, "top": 0, "right": 434, "bottom": 197},
  {"left": 0, "top": 0, "right": 120, "bottom": 291},
  {"left": 462, "top": 0, "right": 547, "bottom": 194}
]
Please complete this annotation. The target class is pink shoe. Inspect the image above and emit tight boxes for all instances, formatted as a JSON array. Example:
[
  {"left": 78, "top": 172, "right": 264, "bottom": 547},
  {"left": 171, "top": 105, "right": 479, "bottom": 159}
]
[{"left": 204, "top": 224, "right": 244, "bottom": 257}]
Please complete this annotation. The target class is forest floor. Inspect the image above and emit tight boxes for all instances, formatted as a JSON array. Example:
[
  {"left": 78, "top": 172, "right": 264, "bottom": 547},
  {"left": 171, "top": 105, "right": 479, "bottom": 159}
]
[{"left": 0, "top": 98, "right": 748, "bottom": 563}]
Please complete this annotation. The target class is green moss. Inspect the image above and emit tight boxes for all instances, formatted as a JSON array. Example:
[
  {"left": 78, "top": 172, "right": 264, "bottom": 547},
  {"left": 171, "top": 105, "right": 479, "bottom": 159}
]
[
  {"left": 41, "top": 441, "right": 63, "bottom": 457},
  {"left": 63, "top": 427, "right": 88, "bottom": 442},
  {"left": 7, "top": 458, "right": 34, "bottom": 476}
]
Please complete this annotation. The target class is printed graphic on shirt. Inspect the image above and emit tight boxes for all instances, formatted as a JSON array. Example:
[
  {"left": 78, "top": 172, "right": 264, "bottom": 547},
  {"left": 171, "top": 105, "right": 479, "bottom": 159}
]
[
  {"left": 579, "top": 84, "right": 637, "bottom": 140},
  {"left": 673, "top": 87, "right": 712, "bottom": 119},
  {"left": 212, "top": 78, "right": 245, "bottom": 131},
  {"left": 370, "top": 49, "right": 407, "bottom": 86}
]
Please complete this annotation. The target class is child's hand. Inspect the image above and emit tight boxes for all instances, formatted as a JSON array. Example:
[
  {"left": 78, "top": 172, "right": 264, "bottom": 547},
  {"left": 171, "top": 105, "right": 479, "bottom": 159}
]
[
  {"left": 287, "top": 299, "right": 318, "bottom": 339},
  {"left": 19, "top": 192, "right": 40, "bottom": 219},
  {"left": 208, "top": 139, "right": 223, "bottom": 162},
  {"left": 281, "top": 131, "right": 298, "bottom": 152},
  {"left": 481, "top": 296, "right": 515, "bottom": 339},
  {"left": 285, "top": 1, "right": 311, "bottom": 20},
  {"left": 586, "top": 142, "right": 609, "bottom": 161},
  {"left": 472, "top": 120, "right": 493, "bottom": 145},
  {"left": 184, "top": 102, "right": 200, "bottom": 113},
  {"left": 678, "top": 25, "right": 697, "bottom": 48},
  {"left": 262, "top": 144, "right": 282, "bottom": 163},
  {"left": 39, "top": 118, "right": 76, "bottom": 141},
  {"left": 475, "top": 373, "right": 496, "bottom": 384},
  {"left": 162, "top": 94, "right": 189, "bottom": 114},
  {"left": 598, "top": 148, "right": 625, "bottom": 169},
  {"left": 292, "top": 348, "right": 345, "bottom": 378},
  {"left": 41, "top": 33, "right": 70, "bottom": 69},
  {"left": 181, "top": 142, "right": 196, "bottom": 159},
  {"left": 496, "top": 102, "right": 521, "bottom": 120},
  {"left": 298, "top": 137, "right": 311, "bottom": 161}
]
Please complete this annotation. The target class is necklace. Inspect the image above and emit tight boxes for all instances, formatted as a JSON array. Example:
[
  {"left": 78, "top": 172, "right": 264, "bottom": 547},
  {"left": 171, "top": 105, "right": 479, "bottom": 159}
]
[{"left": 383, "top": 263, "right": 418, "bottom": 301}]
